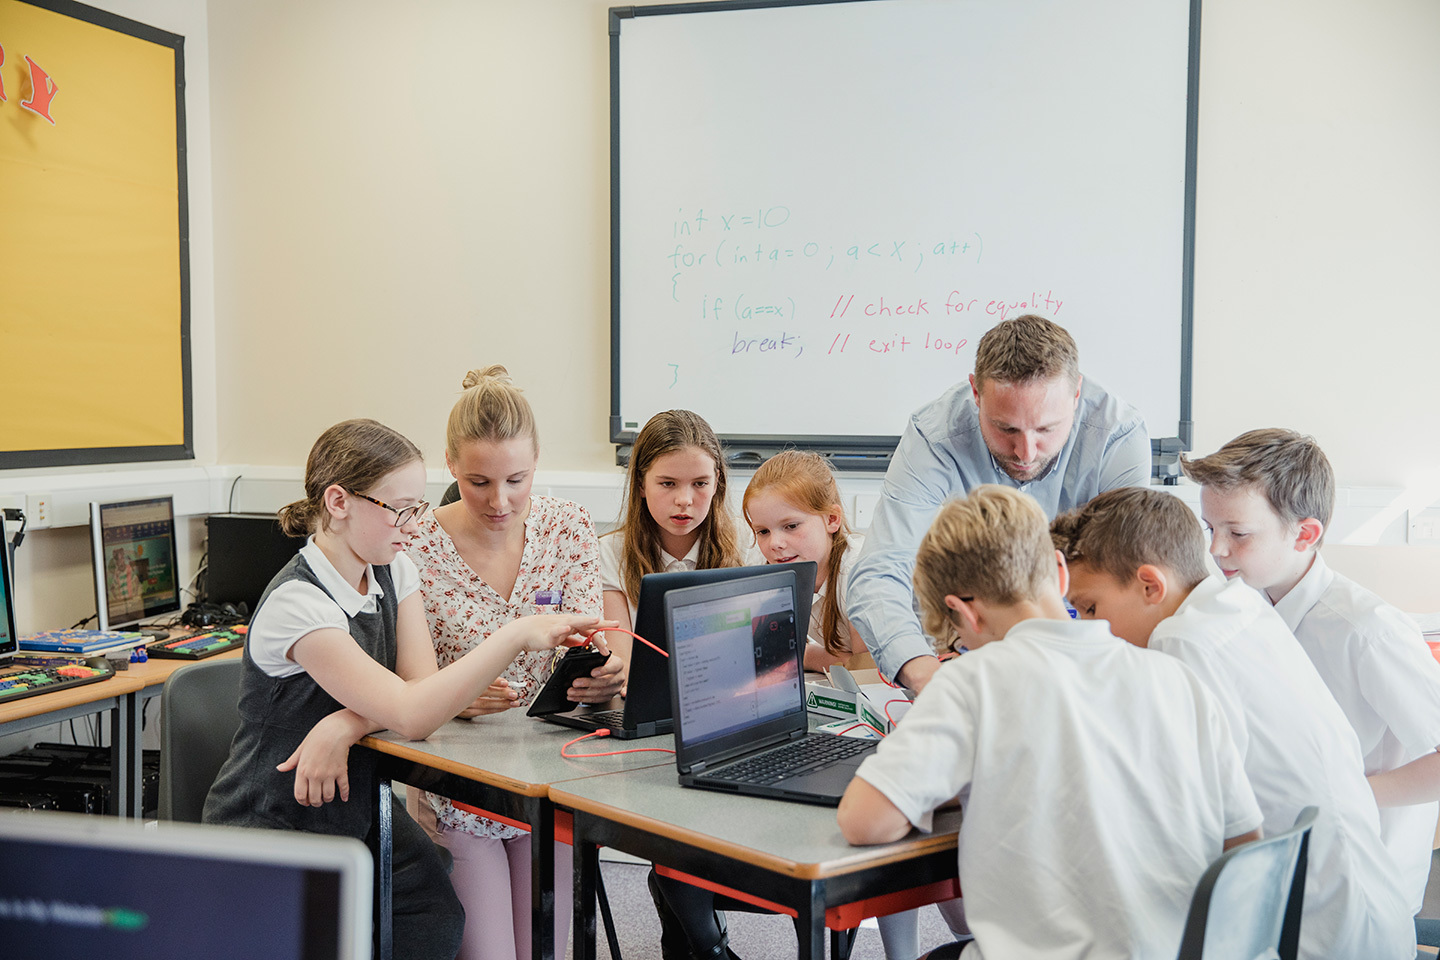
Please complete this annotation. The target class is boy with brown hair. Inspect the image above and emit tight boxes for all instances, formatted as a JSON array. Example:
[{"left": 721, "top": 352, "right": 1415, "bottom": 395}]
[
  {"left": 838, "top": 486, "right": 1260, "bottom": 960},
  {"left": 1052, "top": 486, "right": 1414, "bottom": 960},
  {"left": 1182, "top": 427, "right": 1440, "bottom": 914}
]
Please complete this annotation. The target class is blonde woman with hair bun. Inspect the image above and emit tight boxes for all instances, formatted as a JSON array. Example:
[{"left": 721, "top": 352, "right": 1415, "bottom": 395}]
[
  {"left": 404, "top": 365, "right": 623, "bottom": 960},
  {"left": 203, "top": 419, "right": 608, "bottom": 960}
]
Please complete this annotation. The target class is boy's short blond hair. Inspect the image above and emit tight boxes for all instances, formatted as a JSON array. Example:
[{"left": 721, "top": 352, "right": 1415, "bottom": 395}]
[
  {"left": 972, "top": 314, "right": 1080, "bottom": 389},
  {"left": 1050, "top": 487, "right": 1209, "bottom": 590},
  {"left": 913, "top": 486, "right": 1055, "bottom": 642},
  {"left": 1179, "top": 429, "right": 1335, "bottom": 539}
]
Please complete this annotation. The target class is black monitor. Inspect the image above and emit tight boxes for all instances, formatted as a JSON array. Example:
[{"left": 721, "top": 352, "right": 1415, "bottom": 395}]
[
  {"left": 0, "top": 514, "right": 17, "bottom": 663},
  {"left": 89, "top": 497, "right": 181, "bottom": 633},
  {"left": 0, "top": 810, "right": 372, "bottom": 960},
  {"left": 204, "top": 513, "right": 306, "bottom": 613}
]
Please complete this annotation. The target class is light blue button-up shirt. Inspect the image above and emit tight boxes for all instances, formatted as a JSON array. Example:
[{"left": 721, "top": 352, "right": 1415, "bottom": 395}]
[{"left": 847, "top": 377, "right": 1150, "bottom": 681}]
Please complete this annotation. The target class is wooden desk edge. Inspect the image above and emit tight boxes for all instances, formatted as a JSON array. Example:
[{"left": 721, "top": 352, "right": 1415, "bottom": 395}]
[{"left": 548, "top": 785, "right": 957, "bottom": 880}]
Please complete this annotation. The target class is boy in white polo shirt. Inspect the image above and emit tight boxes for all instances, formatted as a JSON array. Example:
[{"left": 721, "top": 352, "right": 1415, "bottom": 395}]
[
  {"left": 1183, "top": 428, "right": 1440, "bottom": 916},
  {"left": 1053, "top": 486, "right": 1415, "bottom": 960},
  {"left": 837, "top": 486, "right": 1262, "bottom": 960}
]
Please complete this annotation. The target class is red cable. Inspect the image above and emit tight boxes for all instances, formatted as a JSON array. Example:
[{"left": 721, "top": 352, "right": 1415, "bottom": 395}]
[
  {"left": 560, "top": 728, "right": 676, "bottom": 759},
  {"left": 883, "top": 697, "right": 911, "bottom": 728},
  {"left": 584, "top": 627, "right": 668, "bottom": 659}
]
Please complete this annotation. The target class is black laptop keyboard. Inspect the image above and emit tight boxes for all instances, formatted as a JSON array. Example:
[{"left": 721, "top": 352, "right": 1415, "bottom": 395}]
[
  {"left": 586, "top": 709, "right": 626, "bottom": 728},
  {"left": 707, "top": 734, "right": 873, "bottom": 786}
]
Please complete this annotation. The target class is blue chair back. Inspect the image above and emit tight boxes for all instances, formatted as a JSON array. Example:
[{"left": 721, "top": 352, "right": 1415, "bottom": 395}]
[{"left": 1175, "top": 806, "right": 1317, "bottom": 960}]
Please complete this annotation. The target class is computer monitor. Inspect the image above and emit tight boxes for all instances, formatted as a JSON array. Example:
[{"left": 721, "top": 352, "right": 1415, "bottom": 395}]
[
  {"left": 89, "top": 497, "right": 182, "bottom": 633},
  {"left": 0, "top": 810, "right": 372, "bottom": 960},
  {"left": 204, "top": 513, "right": 306, "bottom": 613},
  {"left": 0, "top": 514, "right": 17, "bottom": 663}
]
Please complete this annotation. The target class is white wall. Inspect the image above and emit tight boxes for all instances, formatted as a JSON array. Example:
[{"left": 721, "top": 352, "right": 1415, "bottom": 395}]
[{"left": 6, "top": 0, "right": 1440, "bottom": 631}]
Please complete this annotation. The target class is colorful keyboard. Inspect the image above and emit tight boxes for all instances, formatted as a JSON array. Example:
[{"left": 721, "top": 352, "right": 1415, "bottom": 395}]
[
  {"left": 0, "top": 661, "right": 116, "bottom": 706},
  {"left": 145, "top": 627, "right": 246, "bottom": 660}
]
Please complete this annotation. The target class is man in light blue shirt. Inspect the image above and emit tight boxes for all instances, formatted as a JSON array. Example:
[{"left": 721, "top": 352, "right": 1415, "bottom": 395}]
[{"left": 847, "top": 315, "right": 1150, "bottom": 691}]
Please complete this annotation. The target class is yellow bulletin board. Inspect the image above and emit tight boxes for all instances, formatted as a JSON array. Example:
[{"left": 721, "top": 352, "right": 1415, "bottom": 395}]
[{"left": 0, "top": 0, "right": 189, "bottom": 468}]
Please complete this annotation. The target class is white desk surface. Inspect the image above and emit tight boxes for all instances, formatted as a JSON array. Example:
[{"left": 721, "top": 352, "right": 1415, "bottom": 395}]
[
  {"left": 551, "top": 763, "right": 961, "bottom": 880},
  {"left": 363, "top": 704, "right": 676, "bottom": 795}
]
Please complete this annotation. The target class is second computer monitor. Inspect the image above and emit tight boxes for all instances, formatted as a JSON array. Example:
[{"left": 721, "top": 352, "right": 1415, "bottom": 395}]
[{"left": 89, "top": 497, "right": 181, "bottom": 632}]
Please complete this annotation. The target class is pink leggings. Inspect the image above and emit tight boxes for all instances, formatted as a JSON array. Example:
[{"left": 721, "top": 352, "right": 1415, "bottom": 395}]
[{"left": 409, "top": 793, "right": 572, "bottom": 960}]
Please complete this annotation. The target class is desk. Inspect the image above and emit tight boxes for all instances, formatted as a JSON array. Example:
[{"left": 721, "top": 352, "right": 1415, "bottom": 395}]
[
  {"left": 551, "top": 765, "right": 962, "bottom": 960},
  {"left": 361, "top": 706, "right": 675, "bottom": 960},
  {"left": 0, "top": 673, "right": 144, "bottom": 816}
]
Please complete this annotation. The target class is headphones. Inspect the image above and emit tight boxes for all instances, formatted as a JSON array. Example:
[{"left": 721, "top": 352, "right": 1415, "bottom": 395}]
[{"left": 181, "top": 601, "right": 248, "bottom": 628}]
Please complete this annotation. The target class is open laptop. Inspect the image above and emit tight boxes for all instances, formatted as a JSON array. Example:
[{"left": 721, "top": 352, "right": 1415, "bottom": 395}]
[
  {"left": 665, "top": 570, "right": 875, "bottom": 806},
  {"left": 530, "top": 562, "right": 816, "bottom": 740},
  {"left": 0, "top": 810, "right": 372, "bottom": 960}
]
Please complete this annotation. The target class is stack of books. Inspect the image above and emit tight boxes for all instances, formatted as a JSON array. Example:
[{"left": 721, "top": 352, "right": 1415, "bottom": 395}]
[{"left": 19, "top": 629, "right": 148, "bottom": 656}]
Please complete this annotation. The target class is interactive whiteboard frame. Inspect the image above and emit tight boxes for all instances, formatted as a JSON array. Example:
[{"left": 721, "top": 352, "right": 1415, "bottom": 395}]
[{"left": 609, "top": 0, "right": 1198, "bottom": 469}]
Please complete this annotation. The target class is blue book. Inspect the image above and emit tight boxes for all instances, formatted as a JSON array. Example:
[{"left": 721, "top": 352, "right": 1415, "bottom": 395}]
[{"left": 20, "top": 629, "right": 147, "bottom": 654}]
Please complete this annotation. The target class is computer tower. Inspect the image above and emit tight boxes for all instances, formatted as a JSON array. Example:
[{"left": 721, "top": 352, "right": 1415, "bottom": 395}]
[{"left": 204, "top": 513, "right": 306, "bottom": 614}]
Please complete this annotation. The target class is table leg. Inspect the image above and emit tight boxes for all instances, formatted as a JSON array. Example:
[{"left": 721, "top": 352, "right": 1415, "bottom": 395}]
[
  {"left": 574, "top": 813, "right": 598, "bottom": 960},
  {"left": 374, "top": 778, "right": 394, "bottom": 960},
  {"left": 108, "top": 693, "right": 140, "bottom": 817},
  {"left": 797, "top": 881, "right": 826, "bottom": 960},
  {"left": 531, "top": 796, "right": 555, "bottom": 960}
]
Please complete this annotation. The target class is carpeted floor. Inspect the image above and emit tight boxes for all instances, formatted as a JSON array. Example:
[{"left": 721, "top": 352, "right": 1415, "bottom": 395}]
[{"left": 580, "top": 860, "right": 961, "bottom": 960}]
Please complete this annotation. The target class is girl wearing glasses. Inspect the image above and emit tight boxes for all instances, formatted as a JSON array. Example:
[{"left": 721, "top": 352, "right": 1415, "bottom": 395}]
[
  {"left": 203, "top": 418, "right": 609, "bottom": 960},
  {"left": 404, "top": 366, "right": 624, "bottom": 960}
]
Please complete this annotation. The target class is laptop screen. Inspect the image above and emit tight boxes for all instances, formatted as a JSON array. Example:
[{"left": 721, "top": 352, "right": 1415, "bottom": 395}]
[
  {"left": 670, "top": 579, "right": 802, "bottom": 745},
  {"left": 0, "top": 811, "right": 371, "bottom": 960}
]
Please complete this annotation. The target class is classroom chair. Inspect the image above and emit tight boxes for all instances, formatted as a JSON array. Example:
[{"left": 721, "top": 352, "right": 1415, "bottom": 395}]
[
  {"left": 1175, "top": 806, "right": 1317, "bottom": 960},
  {"left": 440, "top": 481, "right": 461, "bottom": 506},
  {"left": 157, "top": 657, "right": 243, "bottom": 822}
]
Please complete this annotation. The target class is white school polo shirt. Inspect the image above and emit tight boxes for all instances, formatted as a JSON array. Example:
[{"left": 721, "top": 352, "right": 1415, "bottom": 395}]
[
  {"left": 1274, "top": 553, "right": 1440, "bottom": 914},
  {"left": 855, "top": 618, "right": 1261, "bottom": 960},
  {"left": 1149, "top": 575, "right": 1415, "bottom": 960},
  {"left": 598, "top": 534, "right": 701, "bottom": 625},
  {"left": 248, "top": 538, "right": 421, "bottom": 679}
]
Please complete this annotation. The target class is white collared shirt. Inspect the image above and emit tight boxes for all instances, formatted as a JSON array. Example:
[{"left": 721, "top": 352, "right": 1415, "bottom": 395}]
[
  {"left": 857, "top": 617, "right": 1260, "bottom": 960},
  {"left": 248, "top": 537, "right": 420, "bottom": 678},
  {"left": 598, "top": 533, "right": 702, "bottom": 624},
  {"left": 1150, "top": 575, "right": 1414, "bottom": 960},
  {"left": 1274, "top": 553, "right": 1440, "bottom": 913}
]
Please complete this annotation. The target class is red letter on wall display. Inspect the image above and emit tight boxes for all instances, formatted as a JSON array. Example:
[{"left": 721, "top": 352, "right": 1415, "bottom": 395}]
[{"left": 21, "top": 55, "right": 58, "bottom": 123}]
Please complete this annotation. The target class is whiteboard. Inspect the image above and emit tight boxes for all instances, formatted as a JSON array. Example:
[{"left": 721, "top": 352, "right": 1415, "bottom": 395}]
[{"left": 612, "top": 0, "right": 1197, "bottom": 455}]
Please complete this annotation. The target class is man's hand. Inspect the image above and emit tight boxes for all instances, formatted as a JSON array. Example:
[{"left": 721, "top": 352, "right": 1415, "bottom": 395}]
[{"left": 896, "top": 655, "right": 942, "bottom": 695}]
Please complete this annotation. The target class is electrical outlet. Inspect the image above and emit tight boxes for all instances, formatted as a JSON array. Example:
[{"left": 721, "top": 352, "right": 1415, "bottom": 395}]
[
  {"left": 26, "top": 493, "right": 52, "bottom": 528},
  {"left": 1410, "top": 508, "right": 1440, "bottom": 544},
  {"left": 853, "top": 493, "right": 881, "bottom": 529}
]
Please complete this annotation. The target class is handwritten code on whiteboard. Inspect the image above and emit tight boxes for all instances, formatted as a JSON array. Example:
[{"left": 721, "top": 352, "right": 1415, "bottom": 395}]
[{"left": 614, "top": 0, "right": 1192, "bottom": 445}]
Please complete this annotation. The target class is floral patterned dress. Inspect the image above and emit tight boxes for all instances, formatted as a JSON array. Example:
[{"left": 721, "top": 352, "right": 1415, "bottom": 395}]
[{"left": 406, "top": 495, "right": 602, "bottom": 839}]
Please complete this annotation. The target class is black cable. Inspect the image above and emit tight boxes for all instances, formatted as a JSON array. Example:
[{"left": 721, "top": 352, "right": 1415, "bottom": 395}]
[
  {"left": 227, "top": 474, "right": 243, "bottom": 513},
  {"left": 69, "top": 613, "right": 97, "bottom": 630},
  {"left": 2, "top": 508, "right": 26, "bottom": 550}
]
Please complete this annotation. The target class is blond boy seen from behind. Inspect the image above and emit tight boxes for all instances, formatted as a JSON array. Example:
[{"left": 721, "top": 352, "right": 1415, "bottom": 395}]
[
  {"left": 1183, "top": 428, "right": 1440, "bottom": 916},
  {"left": 839, "top": 486, "right": 1261, "bottom": 960},
  {"left": 1053, "top": 487, "right": 1414, "bottom": 960}
]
